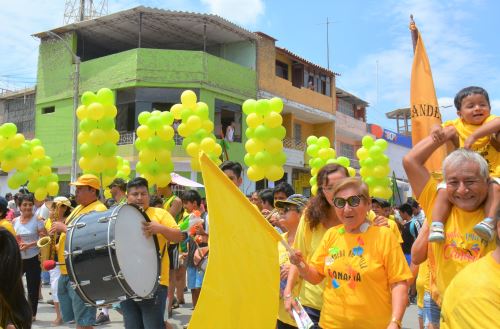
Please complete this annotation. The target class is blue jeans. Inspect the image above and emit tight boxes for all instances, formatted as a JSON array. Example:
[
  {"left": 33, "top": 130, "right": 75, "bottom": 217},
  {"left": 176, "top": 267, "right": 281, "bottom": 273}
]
[
  {"left": 121, "top": 285, "right": 168, "bottom": 329},
  {"left": 424, "top": 291, "right": 441, "bottom": 327},
  {"left": 58, "top": 274, "right": 96, "bottom": 326}
]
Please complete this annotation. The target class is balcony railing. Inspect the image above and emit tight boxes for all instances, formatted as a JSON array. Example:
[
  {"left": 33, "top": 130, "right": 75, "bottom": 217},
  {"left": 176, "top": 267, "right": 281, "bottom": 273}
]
[
  {"left": 283, "top": 138, "right": 306, "bottom": 151},
  {"left": 118, "top": 131, "right": 183, "bottom": 146}
]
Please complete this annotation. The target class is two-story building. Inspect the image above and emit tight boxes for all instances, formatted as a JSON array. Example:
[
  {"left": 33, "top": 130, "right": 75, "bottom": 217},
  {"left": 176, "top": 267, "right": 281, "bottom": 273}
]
[
  {"left": 256, "top": 32, "right": 337, "bottom": 195},
  {"left": 33, "top": 6, "right": 258, "bottom": 189}
]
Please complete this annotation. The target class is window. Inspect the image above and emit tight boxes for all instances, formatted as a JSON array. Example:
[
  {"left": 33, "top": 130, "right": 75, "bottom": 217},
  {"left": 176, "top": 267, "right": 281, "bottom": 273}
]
[
  {"left": 339, "top": 143, "right": 355, "bottom": 159},
  {"left": 337, "top": 99, "right": 355, "bottom": 117},
  {"left": 116, "top": 103, "right": 136, "bottom": 132},
  {"left": 293, "top": 123, "right": 302, "bottom": 144},
  {"left": 152, "top": 102, "right": 175, "bottom": 112},
  {"left": 275, "top": 60, "right": 289, "bottom": 80},
  {"left": 214, "top": 99, "right": 242, "bottom": 142},
  {"left": 42, "top": 106, "right": 55, "bottom": 114}
]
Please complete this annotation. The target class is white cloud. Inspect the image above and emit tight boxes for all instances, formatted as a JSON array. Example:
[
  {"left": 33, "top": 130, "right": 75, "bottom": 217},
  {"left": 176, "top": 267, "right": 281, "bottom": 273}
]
[{"left": 200, "top": 0, "right": 264, "bottom": 26}]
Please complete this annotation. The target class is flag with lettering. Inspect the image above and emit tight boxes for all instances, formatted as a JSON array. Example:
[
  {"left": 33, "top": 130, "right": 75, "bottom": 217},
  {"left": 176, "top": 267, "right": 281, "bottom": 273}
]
[
  {"left": 410, "top": 21, "right": 446, "bottom": 172},
  {"left": 189, "top": 153, "right": 281, "bottom": 329}
]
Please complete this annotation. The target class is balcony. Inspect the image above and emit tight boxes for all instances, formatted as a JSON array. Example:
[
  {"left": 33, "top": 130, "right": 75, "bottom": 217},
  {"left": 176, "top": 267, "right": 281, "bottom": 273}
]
[{"left": 335, "top": 111, "right": 367, "bottom": 139}]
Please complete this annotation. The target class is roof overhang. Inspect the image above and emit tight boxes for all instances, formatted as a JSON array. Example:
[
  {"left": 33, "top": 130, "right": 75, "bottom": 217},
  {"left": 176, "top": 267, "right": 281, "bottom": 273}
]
[
  {"left": 386, "top": 107, "right": 410, "bottom": 119},
  {"left": 336, "top": 88, "right": 369, "bottom": 107},
  {"left": 33, "top": 6, "right": 258, "bottom": 51}
]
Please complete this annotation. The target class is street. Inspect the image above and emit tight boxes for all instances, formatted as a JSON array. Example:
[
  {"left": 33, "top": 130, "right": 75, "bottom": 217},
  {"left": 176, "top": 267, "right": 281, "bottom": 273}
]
[{"left": 33, "top": 285, "right": 421, "bottom": 328}]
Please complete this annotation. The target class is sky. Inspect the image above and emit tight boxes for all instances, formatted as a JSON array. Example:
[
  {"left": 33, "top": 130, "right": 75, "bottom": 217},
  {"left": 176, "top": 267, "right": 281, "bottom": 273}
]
[{"left": 1, "top": 0, "right": 499, "bottom": 130}]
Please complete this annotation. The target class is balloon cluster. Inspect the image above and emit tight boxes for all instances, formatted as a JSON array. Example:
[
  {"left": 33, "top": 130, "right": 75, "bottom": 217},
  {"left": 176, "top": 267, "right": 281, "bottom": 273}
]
[
  {"left": 134, "top": 110, "right": 175, "bottom": 187},
  {"left": 115, "top": 156, "right": 131, "bottom": 180},
  {"left": 306, "top": 136, "right": 356, "bottom": 195},
  {"left": 77, "top": 88, "right": 120, "bottom": 187},
  {"left": 0, "top": 123, "right": 28, "bottom": 173},
  {"left": 243, "top": 98, "right": 286, "bottom": 181},
  {"left": 356, "top": 136, "right": 392, "bottom": 199},
  {"left": 171, "top": 90, "right": 222, "bottom": 171},
  {"left": 24, "top": 140, "right": 59, "bottom": 200},
  {"left": 0, "top": 123, "right": 59, "bottom": 200}
]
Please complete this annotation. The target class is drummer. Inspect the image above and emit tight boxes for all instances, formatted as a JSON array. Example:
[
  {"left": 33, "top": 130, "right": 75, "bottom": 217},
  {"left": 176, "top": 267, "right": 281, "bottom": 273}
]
[
  {"left": 122, "top": 177, "right": 183, "bottom": 329},
  {"left": 49, "top": 174, "right": 107, "bottom": 329}
]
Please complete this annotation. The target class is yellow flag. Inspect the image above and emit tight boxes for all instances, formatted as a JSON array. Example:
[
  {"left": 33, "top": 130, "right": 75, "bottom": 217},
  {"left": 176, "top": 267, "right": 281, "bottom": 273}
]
[
  {"left": 410, "top": 22, "right": 446, "bottom": 173},
  {"left": 189, "top": 153, "right": 281, "bottom": 329}
]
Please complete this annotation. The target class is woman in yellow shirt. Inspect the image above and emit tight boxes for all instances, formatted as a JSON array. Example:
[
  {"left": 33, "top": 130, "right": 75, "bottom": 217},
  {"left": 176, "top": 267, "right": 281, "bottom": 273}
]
[
  {"left": 0, "top": 196, "right": 15, "bottom": 236},
  {"left": 291, "top": 178, "right": 412, "bottom": 329}
]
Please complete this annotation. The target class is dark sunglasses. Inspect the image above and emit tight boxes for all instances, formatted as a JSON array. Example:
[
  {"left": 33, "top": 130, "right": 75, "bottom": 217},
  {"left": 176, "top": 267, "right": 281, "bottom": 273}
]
[
  {"left": 283, "top": 206, "right": 299, "bottom": 213},
  {"left": 333, "top": 195, "right": 364, "bottom": 209}
]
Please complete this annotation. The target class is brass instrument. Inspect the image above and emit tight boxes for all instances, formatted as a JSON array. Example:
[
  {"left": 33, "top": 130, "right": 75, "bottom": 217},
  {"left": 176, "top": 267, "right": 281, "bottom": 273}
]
[{"left": 37, "top": 202, "right": 61, "bottom": 267}]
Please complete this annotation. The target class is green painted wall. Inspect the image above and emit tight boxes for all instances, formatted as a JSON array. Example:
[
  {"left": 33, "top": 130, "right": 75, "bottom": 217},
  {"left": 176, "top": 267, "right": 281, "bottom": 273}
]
[
  {"left": 35, "top": 41, "right": 256, "bottom": 170},
  {"left": 221, "top": 41, "right": 256, "bottom": 70}
]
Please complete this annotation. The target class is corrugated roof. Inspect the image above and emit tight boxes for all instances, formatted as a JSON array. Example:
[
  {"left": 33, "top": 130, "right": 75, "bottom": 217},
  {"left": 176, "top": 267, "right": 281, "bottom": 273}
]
[
  {"left": 386, "top": 107, "right": 410, "bottom": 119},
  {"left": 336, "top": 87, "right": 369, "bottom": 107},
  {"left": 276, "top": 47, "right": 338, "bottom": 77}
]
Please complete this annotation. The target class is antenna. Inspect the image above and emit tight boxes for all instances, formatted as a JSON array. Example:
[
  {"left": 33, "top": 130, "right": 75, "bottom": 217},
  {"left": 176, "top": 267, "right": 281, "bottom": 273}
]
[
  {"left": 326, "top": 17, "right": 330, "bottom": 70},
  {"left": 63, "top": 0, "right": 108, "bottom": 24}
]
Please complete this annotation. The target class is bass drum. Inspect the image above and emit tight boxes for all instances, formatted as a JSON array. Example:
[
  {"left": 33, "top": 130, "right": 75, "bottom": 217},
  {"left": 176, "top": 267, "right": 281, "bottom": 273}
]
[{"left": 65, "top": 204, "right": 160, "bottom": 306}]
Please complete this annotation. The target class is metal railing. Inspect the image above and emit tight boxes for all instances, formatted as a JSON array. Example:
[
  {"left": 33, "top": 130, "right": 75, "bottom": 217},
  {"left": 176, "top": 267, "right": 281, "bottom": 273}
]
[
  {"left": 118, "top": 131, "right": 184, "bottom": 146},
  {"left": 283, "top": 138, "right": 306, "bottom": 151}
]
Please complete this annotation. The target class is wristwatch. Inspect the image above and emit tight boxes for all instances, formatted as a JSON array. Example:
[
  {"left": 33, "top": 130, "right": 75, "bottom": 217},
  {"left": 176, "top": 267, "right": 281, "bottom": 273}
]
[{"left": 390, "top": 317, "right": 402, "bottom": 328}]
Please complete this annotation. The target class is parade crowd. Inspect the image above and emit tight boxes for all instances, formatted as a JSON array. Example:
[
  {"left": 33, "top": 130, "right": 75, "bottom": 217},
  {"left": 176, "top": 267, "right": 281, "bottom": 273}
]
[{"left": 0, "top": 86, "right": 499, "bottom": 329}]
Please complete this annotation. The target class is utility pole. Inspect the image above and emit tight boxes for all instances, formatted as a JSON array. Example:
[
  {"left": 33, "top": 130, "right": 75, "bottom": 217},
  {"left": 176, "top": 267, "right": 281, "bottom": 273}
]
[{"left": 326, "top": 17, "right": 330, "bottom": 70}]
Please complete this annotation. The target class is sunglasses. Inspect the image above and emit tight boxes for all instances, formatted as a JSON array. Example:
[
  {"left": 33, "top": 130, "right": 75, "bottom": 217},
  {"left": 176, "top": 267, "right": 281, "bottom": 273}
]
[
  {"left": 333, "top": 195, "right": 364, "bottom": 209},
  {"left": 283, "top": 206, "right": 299, "bottom": 213}
]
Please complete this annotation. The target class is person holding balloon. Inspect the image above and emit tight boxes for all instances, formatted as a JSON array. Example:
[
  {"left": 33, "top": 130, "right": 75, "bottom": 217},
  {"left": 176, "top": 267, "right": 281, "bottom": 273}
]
[{"left": 289, "top": 177, "right": 412, "bottom": 329}]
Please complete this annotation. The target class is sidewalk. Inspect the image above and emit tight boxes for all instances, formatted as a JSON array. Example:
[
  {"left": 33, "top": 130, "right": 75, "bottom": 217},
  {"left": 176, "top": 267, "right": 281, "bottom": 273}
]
[
  {"left": 33, "top": 285, "right": 420, "bottom": 328},
  {"left": 33, "top": 285, "right": 192, "bottom": 329}
]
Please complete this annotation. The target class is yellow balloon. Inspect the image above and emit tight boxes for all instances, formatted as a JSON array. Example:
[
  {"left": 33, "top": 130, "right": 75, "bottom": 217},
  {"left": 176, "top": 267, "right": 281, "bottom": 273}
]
[
  {"left": 90, "top": 155, "right": 105, "bottom": 172},
  {"left": 32, "top": 146, "right": 45, "bottom": 159},
  {"left": 78, "top": 131, "right": 90, "bottom": 144},
  {"left": 47, "top": 182, "right": 59, "bottom": 196},
  {"left": 266, "top": 165, "right": 284, "bottom": 181},
  {"left": 1, "top": 160, "right": 15, "bottom": 172},
  {"left": 171, "top": 104, "right": 183, "bottom": 120},
  {"left": 348, "top": 167, "right": 356, "bottom": 177},
  {"left": 186, "top": 142, "right": 200, "bottom": 157},
  {"left": 266, "top": 138, "right": 283, "bottom": 154},
  {"left": 200, "top": 138, "right": 216, "bottom": 153},
  {"left": 246, "top": 113, "right": 263, "bottom": 129},
  {"left": 9, "top": 134, "right": 25, "bottom": 148},
  {"left": 190, "top": 157, "right": 201, "bottom": 171},
  {"left": 39, "top": 166, "right": 52, "bottom": 176},
  {"left": 177, "top": 123, "right": 191, "bottom": 137},
  {"left": 34, "top": 188, "right": 47, "bottom": 201},
  {"left": 202, "top": 120, "right": 214, "bottom": 133},
  {"left": 137, "top": 125, "right": 153, "bottom": 140},
  {"left": 14, "top": 156, "right": 30, "bottom": 171},
  {"left": 89, "top": 129, "right": 106, "bottom": 146},
  {"left": 247, "top": 166, "right": 265, "bottom": 182},
  {"left": 105, "top": 156, "right": 118, "bottom": 170},
  {"left": 104, "top": 188, "right": 112, "bottom": 199},
  {"left": 104, "top": 105, "right": 117, "bottom": 118},
  {"left": 181, "top": 90, "right": 197, "bottom": 108},
  {"left": 264, "top": 112, "right": 282, "bottom": 128},
  {"left": 108, "top": 130, "right": 120, "bottom": 144},
  {"left": 245, "top": 138, "right": 264, "bottom": 155},
  {"left": 102, "top": 175, "right": 114, "bottom": 187},
  {"left": 311, "top": 184, "right": 318, "bottom": 196},
  {"left": 76, "top": 105, "right": 89, "bottom": 120},
  {"left": 213, "top": 143, "right": 223, "bottom": 156},
  {"left": 158, "top": 126, "right": 174, "bottom": 141},
  {"left": 187, "top": 116, "right": 202, "bottom": 131},
  {"left": 156, "top": 173, "right": 171, "bottom": 187},
  {"left": 157, "top": 149, "right": 172, "bottom": 165},
  {"left": 88, "top": 103, "right": 105, "bottom": 121},
  {"left": 79, "top": 157, "right": 92, "bottom": 171},
  {"left": 139, "top": 149, "right": 155, "bottom": 163},
  {"left": 311, "top": 167, "right": 319, "bottom": 177}
]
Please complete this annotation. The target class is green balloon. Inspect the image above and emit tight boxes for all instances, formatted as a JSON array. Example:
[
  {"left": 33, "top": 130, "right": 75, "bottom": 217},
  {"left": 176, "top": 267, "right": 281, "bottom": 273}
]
[
  {"left": 364, "top": 157, "right": 375, "bottom": 168},
  {"left": 309, "top": 176, "right": 317, "bottom": 186},
  {"left": 317, "top": 136, "right": 330, "bottom": 148},
  {"left": 100, "top": 142, "right": 117, "bottom": 157},
  {"left": 42, "top": 156, "right": 53, "bottom": 167},
  {"left": 147, "top": 116, "right": 162, "bottom": 130},
  {"left": 135, "top": 138, "right": 146, "bottom": 151},
  {"left": 374, "top": 138, "right": 388, "bottom": 151},
  {"left": 2, "top": 123, "right": 17, "bottom": 138},
  {"left": 181, "top": 108, "right": 193, "bottom": 122},
  {"left": 194, "top": 129, "right": 208, "bottom": 141},
  {"left": 98, "top": 117, "right": 115, "bottom": 131},
  {"left": 80, "top": 118, "right": 97, "bottom": 132},
  {"left": 7, "top": 176, "right": 19, "bottom": 190},
  {"left": 161, "top": 111, "right": 175, "bottom": 125},
  {"left": 244, "top": 153, "right": 255, "bottom": 166},
  {"left": 96, "top": 88, "right": 114, "bottom": 105},
  {"left": 30, "top": 138, "right": 42, "bottom": 147},
  {"left": 276, "top": 152, "right": 287, "bottom": 166},
  {"left": 104, "top": 168, "right": 117, "bottom": 177},
  {"left": 138, "top": 111, "right": 151, "bottom": 125},
  {"left": 165, "top": 139, "right": 175, "bottom": 150},
  {"left": 312, "top": 158, "right": 325, "bottom": 169},
  {"left": 196, "top": 103, "right": 209, "bottom": 119},
  {"left": 31, "top": 158, "right": 43, "bottom": 170},
  {"left": 135, "top": 161, "right": 144, "bottom": 174},
  {"left": 147, "top": 136, "right": 163, "bottom": 150},
  {"left": 80, "top": 143, "right": 98, "bottom": 158},
  {"left": 148, "top": 161, "right": 161, "bottom": 176},
  {"left": 364, "top": 176, "right": 376, "bottom": 187},
  {"left": 254, "top": 151, "right": 272, "bottom": 167},
  {"left": 48, "top": 173, "right": 58, "bottom": 182},
  {"left": 81, "top": 91, "right": 97, "bottom": 106},
  {"left": 306, "top": 144, "right": 319, "bottom": 157},
  {"left": 27, "top": 180, "right": 37, "bottom": 192},
  {"left": 242, "top": 99, "right": 257, "bottom": 115},
  {"left": 254, "top": 126, "right": 271, "bottom": 140},
  {"left": 362, "top": 135, "right": 375, "bottom": 148},
  {"left": 336, "top": 156, "right": 350, "bottom": 167},
  {"left": 38, "top": 176, "right": 48, "bottom": 187},
  {"left": 3, "top": 149, "right": 16, "bottom": 161},
  {"left": 306, "top": 136, "right": 318, "bottom": 146},
  {"left": 368, "top": 146, "right": 382, "bottom": 158},
  {"left": 379, "top": 154, "right": 390, "bottom": 166},
  {"left": 269, "top": 97, "right": 283, "bottom": 113},
  {"left": 255, "top": 99, "right": 271, "bottom": 116},
  {"left": 245, "top": 127, "right": 255, "bottom": 139}
]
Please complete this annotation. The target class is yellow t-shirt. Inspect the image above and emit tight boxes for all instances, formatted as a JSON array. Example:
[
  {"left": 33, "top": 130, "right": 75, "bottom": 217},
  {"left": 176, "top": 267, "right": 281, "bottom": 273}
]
[
  {"left": 277, "top": 232, "right": 296, "bottom": 326},
  {"left": 416, "top": 260, "right": 429, "bottom": 309},
  {"left": 145, "top": 206, "right": 179, "bottom": 286},
  {"left": 367, "top": 210, "right": 404, "bottom": 244},
  {"left": 57, "top": 200, "right": 107, "bottom": 275},
  {"left": 292, "top": 213, "right": 330, "bottom": 310},
  {"left": 440, "top": 252, "right": 500, "bottom": 329},
  {"left": 419, "top": 178, "right": 496, "bottom": 305},
  {"left": 443, "top": 114, "right": 499, "bottom": 177},
  {"left": 0, "top": 218, "right": 15, "bottom": 236},
  {"left": 311, "top": 224, "right": 412, "bottom": 329}
]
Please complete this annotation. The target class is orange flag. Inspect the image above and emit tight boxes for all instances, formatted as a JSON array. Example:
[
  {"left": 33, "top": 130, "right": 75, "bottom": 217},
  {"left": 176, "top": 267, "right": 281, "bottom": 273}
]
[{"left": 410, "top": 18, "right": 446, "bottom": 173}]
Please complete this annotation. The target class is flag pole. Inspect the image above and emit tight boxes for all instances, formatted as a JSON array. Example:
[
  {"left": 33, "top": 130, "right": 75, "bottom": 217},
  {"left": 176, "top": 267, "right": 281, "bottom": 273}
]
[{"left": 410, "top": 15, "right": 418, "bottom": 53}]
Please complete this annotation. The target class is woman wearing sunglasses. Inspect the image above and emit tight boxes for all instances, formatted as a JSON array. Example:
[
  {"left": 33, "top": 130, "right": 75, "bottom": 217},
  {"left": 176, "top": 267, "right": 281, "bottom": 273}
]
[
  {"left": 290, "top": 177, "right": 411, "bottom": 329},
  {"left": 283, "top": 164, "right": 349, "bottom": 328}
]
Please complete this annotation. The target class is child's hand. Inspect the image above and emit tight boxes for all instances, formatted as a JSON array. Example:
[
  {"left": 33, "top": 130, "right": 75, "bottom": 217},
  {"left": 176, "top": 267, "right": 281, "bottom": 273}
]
[
  {"left": 431, "top": 126, "right": 446, "bottom": 143},
  {"left": 463, "top": 135, "right": 477, "bottom": 149}
]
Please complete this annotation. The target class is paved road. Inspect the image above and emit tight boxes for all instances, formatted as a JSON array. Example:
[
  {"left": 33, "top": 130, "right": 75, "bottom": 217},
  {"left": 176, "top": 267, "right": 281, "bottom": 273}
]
[{"left": 34, "top": 285, "right": 421, "bottom": 328}]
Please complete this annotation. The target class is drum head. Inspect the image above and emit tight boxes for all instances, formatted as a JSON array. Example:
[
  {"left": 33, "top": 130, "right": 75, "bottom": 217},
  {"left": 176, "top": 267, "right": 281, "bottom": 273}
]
[{"left": 114, "top": 205, "right": 159, "bottom": 298}]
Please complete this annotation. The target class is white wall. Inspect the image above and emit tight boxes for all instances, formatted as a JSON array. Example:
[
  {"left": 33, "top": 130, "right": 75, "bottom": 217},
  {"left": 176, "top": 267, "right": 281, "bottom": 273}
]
[{"left": 385, "top": 143, "right": 410, "bottom": 181}]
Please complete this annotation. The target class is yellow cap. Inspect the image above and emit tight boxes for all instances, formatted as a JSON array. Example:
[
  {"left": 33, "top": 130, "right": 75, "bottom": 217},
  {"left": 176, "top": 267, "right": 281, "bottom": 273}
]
[{"left": 70, "top": 174, "right": 100, "bottom": 190}]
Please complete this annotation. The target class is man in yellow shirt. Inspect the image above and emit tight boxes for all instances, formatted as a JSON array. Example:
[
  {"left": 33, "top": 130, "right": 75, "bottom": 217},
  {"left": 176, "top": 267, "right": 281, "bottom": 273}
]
[
  {"left": 404, "top": 132, "right": 496, "bottom": 328},
  {"left": 440, "top": 215, "right": 500, "bottom": 328},
  {"left": 121, "top": 177, "right": 183, "bottom": 329},
  {"left": 0, "top": 196, "right": 15, "bottom": 236},
  {"left": 49, "top": 174, "right": 107, "bottom": 329}
]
